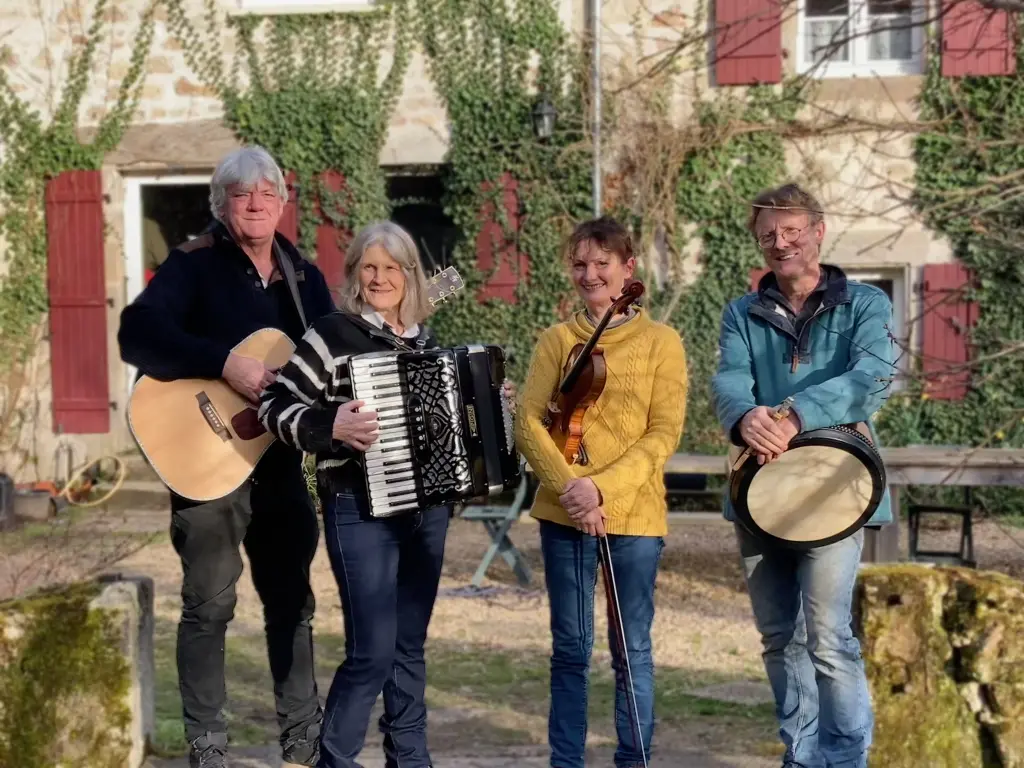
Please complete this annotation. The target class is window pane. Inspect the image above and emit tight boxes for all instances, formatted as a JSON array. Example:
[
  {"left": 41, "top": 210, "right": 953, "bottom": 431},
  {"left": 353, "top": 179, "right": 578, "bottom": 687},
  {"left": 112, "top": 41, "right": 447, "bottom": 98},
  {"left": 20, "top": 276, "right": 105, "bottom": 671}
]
[
  {"left": 868, "top": 0, "right": 912, "bottom": 15},
  {"left": 805, "top": 18, "right": 851, "bottom": 63},
  {"left": 807, "top": 0, "right": 849, "bottom": 16},
  {"left": 860, "top": 279, "right": 894, "bottom": 301},
  {"left": 868, "top": 15, "right": 913, "bottom": 60}
]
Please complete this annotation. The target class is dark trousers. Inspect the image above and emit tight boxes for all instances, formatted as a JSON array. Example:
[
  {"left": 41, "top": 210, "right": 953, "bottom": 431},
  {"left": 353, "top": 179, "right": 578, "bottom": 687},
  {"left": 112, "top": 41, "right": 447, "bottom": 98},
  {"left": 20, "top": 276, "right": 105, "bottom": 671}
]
[
  {"left": 318, "top": 491, "right": 450, "bottom": 768},
  {"left": 169, "top": 447, "right": 322, "bottom": 749}
]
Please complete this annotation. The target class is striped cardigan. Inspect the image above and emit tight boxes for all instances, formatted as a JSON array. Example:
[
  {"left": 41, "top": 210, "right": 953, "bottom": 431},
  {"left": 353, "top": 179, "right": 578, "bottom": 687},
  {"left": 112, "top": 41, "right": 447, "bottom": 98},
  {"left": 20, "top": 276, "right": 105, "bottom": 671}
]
[{"left": 258, "top": 310, "right": 438, "bottom": 495}]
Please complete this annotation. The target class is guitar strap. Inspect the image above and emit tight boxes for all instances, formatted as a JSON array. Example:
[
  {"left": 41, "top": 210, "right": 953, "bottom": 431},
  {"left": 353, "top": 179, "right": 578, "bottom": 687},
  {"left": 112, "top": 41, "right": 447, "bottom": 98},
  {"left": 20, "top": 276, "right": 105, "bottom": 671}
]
[{"left": 273, "top": 239, "right": 308, "bottom": 331}]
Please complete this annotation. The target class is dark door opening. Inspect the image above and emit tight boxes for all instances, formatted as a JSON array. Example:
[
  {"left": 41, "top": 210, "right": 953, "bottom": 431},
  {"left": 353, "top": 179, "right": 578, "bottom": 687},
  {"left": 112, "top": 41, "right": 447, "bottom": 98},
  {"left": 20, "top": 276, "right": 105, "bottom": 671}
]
[
  {"left": 141, "top": 184, "right": 214, "bottom": 282},
  {"left": 387, "top": 169, "right": 456, "bottom": 274}
]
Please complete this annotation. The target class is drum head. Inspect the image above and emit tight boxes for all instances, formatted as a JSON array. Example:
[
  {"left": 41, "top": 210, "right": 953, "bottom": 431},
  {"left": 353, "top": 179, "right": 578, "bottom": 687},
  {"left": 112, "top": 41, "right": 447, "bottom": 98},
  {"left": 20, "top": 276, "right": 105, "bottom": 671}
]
[{"left": 729, "top": 427, "right": 886, "bottom": 550}]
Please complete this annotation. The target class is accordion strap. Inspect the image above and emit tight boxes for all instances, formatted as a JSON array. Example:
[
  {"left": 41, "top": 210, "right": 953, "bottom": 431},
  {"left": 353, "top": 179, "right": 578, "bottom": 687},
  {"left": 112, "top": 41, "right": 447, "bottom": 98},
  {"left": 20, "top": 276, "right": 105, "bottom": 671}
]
[{"left": 344, "top": 312, "right": 431, "bottom": 351}]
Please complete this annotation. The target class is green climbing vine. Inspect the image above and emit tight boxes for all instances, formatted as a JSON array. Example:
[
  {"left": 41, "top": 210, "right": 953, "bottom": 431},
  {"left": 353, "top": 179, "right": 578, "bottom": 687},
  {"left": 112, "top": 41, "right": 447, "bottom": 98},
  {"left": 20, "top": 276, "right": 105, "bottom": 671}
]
[
  {"left": 654, "top": 86, "right": 804, "bottom": 453},
  {"left": 165, "top": 0, "right": 413, "bottom": 254},
  {"left": 874, "top": 38, "right": 1024, "bottom": 515},
  {"left": 0, "top": 0, "right": 154, "bottom": 376},
  {"left": 415, "top": 0, "right": 593, "bottom": 380}
]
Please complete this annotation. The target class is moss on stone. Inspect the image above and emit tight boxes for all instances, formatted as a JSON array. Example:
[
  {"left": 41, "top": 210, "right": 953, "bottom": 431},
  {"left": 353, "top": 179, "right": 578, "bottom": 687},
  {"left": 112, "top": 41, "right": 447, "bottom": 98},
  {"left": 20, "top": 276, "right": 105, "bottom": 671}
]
[
  {"left": 856, "top": 565, "right": 983, "bottom": 768},
  {"left": 856, "top": 565, "right": 1024, "bottom": 768},
  {"left": 0, "top": 582, "right": 133, "bottom": 767}
]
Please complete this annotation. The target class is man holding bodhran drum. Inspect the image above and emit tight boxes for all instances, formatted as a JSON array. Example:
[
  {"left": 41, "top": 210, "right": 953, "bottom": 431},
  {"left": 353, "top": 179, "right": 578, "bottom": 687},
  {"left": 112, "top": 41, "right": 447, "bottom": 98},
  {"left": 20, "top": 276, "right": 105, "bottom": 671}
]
[{"left": 711, "top": 183, "right": 895, "bottom": 768}]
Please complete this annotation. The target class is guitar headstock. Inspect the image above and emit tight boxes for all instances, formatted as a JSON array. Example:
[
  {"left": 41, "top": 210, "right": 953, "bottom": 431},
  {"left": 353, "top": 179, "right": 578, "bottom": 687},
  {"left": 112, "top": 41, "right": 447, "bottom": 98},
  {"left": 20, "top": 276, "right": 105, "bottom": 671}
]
[{"left": 427, "top": 266, "right": 465, "bottom": 308}]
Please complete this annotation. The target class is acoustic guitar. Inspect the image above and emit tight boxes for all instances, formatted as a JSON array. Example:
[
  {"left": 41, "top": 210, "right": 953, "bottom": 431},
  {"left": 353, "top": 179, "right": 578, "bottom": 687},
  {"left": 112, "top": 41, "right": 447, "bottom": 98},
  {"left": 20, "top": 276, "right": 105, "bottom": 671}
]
[{"left": 127, "top": 266, "right": 465, "bottom": 502}]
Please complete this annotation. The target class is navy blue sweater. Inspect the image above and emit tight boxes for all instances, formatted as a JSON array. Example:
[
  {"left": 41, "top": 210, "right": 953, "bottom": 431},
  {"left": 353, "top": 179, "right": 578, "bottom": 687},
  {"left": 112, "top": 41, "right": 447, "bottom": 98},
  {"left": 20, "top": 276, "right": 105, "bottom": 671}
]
[{"left": 118, "top": 223, "right": 335, "bottom": 382}]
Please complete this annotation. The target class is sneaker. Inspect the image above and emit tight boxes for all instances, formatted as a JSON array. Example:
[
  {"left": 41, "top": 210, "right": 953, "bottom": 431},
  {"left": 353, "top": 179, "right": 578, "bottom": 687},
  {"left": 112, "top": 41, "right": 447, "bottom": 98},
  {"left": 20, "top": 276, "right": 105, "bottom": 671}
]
[
  {"left": 281, "top": 717, "right": 321, "bottom": 767},
  {"left": 188, "top": 731, "right": 228, "bottom": 768}
]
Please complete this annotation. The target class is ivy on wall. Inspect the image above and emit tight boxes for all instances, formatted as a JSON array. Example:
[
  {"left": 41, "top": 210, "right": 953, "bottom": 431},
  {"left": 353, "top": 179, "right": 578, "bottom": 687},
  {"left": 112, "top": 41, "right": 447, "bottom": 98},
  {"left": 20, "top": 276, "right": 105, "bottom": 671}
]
[
  {"left": 875, "top": 42, "right": 1024, "bottom": 514},
  {"left": 650, "top": 87, "right": 803, "bottom": 452},
  {"left": 0, "top": 0, "right": 154, "bottom": 376},
  {"left": 415, "top": 0, "right": 593, "bottom": 381},
  {"left": 166, "top": 0, "right": 413, "bottom": 249}
]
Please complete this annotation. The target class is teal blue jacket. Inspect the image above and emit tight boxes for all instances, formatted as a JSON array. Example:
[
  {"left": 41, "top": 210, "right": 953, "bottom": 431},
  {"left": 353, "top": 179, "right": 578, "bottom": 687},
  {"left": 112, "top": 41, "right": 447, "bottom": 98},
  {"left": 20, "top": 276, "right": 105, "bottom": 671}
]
[{"left": 711, "top": 265, "right": 895, "bottom": 526}]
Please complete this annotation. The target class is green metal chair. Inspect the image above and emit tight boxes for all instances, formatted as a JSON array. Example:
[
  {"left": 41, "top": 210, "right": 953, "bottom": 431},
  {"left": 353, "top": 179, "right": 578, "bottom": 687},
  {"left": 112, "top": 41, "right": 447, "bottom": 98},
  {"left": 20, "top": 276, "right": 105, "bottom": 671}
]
[{"left": 458, "top": 460, "right": 534, "bottom": 587}]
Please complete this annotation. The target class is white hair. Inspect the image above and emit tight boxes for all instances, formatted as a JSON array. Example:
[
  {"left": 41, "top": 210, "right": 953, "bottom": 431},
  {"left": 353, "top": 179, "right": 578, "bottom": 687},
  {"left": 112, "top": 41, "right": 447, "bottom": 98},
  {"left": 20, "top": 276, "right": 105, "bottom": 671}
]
[
  {"left": 209, "top": 145, "right": 288, "bottom": 222},
  {"left": 337, "top": 221, "right": 433, "bottom": 328}
]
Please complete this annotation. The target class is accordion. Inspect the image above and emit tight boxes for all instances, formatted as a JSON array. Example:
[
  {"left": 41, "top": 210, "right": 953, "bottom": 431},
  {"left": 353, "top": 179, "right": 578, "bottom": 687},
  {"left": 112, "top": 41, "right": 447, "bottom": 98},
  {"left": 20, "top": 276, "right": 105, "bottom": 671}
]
[{"left": 348, "top": 345, "right": 521, "bottom": 517}]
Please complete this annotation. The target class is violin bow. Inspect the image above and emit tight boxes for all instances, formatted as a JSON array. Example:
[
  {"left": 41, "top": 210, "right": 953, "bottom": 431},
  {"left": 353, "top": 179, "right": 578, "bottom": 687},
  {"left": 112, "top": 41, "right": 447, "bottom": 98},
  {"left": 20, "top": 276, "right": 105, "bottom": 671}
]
[{"left": 599, "top": 536, "right": 648, "bottom": 768}]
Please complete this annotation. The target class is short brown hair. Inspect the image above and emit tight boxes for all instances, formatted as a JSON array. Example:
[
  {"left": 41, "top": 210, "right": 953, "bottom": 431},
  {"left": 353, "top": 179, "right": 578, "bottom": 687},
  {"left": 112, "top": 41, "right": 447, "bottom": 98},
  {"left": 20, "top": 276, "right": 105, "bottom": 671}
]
[
  {"left": 748, "top": 183, "right": 824, "bottom": 235},
  {"left": 567, "top": 216, "right": 634, "bottom": 264}
]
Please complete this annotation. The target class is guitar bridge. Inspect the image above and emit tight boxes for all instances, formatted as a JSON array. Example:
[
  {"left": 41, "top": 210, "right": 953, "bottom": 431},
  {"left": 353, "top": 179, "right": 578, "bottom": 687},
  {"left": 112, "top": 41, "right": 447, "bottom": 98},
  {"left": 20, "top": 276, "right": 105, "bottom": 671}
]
[{"left": 196, "top": 392, "right": 232, "bottom": 442}]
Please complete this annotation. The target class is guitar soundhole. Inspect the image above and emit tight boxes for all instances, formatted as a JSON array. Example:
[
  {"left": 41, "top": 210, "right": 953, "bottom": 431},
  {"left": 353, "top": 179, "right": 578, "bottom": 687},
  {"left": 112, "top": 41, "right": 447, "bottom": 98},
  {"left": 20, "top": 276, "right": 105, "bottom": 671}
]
[{"left": 196, "top": 392, "right": 232, "bottom": 442}]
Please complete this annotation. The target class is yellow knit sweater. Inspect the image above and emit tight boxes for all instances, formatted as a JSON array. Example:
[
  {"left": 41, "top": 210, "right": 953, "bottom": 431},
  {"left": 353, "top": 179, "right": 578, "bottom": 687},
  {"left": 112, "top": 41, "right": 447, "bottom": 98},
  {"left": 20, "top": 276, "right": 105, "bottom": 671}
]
[{"left": 514, "top": 308, "right": 688, "bottom": 537}]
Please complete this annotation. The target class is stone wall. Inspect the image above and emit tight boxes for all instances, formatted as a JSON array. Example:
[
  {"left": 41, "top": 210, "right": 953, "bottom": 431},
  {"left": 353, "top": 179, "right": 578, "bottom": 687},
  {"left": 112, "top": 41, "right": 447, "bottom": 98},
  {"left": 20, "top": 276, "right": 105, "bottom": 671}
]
[
  {"left": 855, "top": 565, "right": 1024, "bottom": 768},
  {"left": 0, "top": 576, "right": 155, "bottom": 768}
]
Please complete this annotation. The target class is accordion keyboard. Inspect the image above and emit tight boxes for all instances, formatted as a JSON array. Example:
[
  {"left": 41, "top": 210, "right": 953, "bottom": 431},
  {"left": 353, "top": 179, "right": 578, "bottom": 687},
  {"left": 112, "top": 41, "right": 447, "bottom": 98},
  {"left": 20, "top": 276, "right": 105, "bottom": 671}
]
[
  {"left": 348, "top": 346, "right": 521, "bottom": 518},
  {"left": 348, "top": 353, "right": 422, "bottom": 517}
]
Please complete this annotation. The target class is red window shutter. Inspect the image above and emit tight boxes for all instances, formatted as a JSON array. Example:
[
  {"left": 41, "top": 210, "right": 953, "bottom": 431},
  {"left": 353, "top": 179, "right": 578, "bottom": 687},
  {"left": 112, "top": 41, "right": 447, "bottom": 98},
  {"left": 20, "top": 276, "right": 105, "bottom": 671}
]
[
  {"left": 45, "top": 170, "right": 110, "bottom": 434},
  {"left": 715, "top": 0, "right": 783, "bottom": 86},
  {"left": 920, "top": 263, "right": 978, "bottom": 400},
  {"left": 314, "top": 170, "right": 349, "bottom": 297},
  {"left": 476, "top": 173, "right": 527, "bottom": 303},
  {"left": 278, "top": 171, "right": 299, "bottom": 243},
  {"left": 941, "top": 0, "right": 1016, "bottom": 77},
  {"left": 750, "top": 267, "right": 770, "bottom": 291}
]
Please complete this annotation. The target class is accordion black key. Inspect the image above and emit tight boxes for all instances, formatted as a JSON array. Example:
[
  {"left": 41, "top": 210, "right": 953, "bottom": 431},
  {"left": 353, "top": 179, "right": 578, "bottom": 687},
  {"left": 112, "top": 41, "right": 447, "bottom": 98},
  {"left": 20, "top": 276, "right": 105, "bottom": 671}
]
[{"left": 348, "top": 345, "right": 521, "bottom": 517}]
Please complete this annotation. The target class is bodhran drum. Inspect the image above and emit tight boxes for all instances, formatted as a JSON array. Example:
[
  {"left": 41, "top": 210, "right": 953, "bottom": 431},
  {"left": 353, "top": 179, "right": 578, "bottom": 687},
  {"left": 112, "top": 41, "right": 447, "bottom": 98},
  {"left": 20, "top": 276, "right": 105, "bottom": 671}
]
[{"left": 728, "top": 424, "right": 886, "bottom": 550}]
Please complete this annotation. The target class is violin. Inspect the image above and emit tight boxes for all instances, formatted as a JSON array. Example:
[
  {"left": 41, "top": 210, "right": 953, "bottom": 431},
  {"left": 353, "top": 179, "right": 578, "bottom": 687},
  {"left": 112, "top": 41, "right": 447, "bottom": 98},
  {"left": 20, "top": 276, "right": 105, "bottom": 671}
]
[{"left": 543, "top": 280, "right": 646, "bottom": 465}]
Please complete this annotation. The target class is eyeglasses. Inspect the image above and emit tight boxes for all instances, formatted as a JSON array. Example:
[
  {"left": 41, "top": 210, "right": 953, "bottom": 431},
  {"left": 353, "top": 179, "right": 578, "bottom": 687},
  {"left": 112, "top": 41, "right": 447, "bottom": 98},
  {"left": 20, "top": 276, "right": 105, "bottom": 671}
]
[{"left": 755, "top": 224, "right": 810, "bottom": 249}]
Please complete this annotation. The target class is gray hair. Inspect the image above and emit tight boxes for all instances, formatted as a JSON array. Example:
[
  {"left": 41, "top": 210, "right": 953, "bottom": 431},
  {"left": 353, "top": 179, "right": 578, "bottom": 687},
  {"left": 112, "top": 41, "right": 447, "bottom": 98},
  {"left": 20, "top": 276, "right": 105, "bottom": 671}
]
[
  {"left": 209, "top": 145, "right": 288, "bottom": 222},
  {"left": 338, "top": 221, "right": 433, "bottom": 328}
]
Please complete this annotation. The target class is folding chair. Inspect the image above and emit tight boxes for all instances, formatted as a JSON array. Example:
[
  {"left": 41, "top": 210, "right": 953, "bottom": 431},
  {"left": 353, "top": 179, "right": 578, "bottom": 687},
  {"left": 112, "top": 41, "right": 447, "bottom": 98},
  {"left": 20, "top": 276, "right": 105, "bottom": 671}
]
[{"left": 459, "top": 462, "right": 533, "bottom": 587}]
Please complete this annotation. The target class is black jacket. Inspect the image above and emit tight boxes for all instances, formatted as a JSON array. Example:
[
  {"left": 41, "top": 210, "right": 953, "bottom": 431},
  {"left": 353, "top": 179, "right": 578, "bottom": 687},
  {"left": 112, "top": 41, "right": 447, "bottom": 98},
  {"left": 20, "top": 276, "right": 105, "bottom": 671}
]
[{"left": 118, "top": 222, "right": 335, "bottom": 382}]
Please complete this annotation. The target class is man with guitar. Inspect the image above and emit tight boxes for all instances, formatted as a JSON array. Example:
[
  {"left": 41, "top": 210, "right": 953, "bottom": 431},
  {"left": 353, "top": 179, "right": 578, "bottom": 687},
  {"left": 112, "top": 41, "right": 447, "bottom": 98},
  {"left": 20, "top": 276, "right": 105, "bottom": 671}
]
[
  {"left": 711, "top": 183, "right": 894, "bottom": 768},
  {"left": 118, "top": 146, "right": 334, "bottom": 768}
]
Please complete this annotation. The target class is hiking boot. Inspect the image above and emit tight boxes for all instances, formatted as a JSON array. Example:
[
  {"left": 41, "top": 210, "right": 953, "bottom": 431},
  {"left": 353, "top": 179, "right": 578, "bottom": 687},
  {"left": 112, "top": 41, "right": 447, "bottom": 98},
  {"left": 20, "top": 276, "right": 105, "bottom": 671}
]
[
  {"left": 281, "top": 716, "right": 322, "bottom": 767},
  {"left": 189, "top": 731, "right": 228, "bottom": 768}
]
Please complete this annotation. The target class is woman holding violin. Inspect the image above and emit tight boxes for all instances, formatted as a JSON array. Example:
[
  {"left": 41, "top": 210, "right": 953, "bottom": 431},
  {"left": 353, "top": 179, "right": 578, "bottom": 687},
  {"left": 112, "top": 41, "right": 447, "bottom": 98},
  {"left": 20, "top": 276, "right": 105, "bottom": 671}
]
[{"left": 515, "top": 216, "right": 688, "bottom": 768}]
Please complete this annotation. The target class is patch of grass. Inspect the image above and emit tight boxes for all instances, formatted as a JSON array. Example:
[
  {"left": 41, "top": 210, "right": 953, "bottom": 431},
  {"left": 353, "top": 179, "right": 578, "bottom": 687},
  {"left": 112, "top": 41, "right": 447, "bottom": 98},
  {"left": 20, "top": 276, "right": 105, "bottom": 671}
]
[{"left": 152, "top": 611, "right": 777, "bottom": 757}]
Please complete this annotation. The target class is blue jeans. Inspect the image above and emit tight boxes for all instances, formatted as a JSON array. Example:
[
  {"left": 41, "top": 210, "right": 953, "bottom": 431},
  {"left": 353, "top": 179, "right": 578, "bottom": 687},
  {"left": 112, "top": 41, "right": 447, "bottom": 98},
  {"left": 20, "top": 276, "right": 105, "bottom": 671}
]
[
  {"left": 318, "top": 492, "right": 450, "bottom": 768},
  {"left": 736, "top": 525, "right": 873, "bottom": 768},
  {"left": 539, "top": 520, "right": 664, "bottom": 768}
]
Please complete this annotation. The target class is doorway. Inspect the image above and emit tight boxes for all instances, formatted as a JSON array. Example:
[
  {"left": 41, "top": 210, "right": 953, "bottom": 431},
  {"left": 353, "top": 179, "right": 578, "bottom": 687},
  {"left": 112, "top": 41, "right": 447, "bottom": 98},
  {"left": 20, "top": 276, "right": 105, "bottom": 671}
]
[
  {"left": 122, "top": 174, "right": 213, "bottom": 398},
  {"left": 386, "top": 168, "right": 456, "bottom": 274}
]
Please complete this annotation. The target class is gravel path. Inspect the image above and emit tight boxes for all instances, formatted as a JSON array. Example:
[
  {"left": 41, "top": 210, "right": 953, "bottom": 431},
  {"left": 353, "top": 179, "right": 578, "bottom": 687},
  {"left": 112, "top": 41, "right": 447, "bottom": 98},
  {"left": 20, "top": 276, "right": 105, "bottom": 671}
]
[{"left": 144, "top": 744, "right": 776, "bottom": 767}]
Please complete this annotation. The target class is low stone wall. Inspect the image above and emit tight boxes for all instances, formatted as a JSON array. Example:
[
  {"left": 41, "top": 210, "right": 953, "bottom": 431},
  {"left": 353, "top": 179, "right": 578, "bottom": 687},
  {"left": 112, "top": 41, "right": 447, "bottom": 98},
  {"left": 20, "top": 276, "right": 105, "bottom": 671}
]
[
  {"left": 855, "top": 564, "right": 1024, "bottom": 768},
  {"left": 0, "top": 575, "right": 155, "bottom": 768}
]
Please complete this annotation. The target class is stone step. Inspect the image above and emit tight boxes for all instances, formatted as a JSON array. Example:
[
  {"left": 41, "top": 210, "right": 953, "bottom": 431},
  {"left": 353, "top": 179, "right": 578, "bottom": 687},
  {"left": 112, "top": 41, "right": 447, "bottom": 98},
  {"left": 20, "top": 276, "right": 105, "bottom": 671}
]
[
  {"left": 117, "top": 449, "right": 162, "bottom": 483},
  {"left": 112, "top": 479, "right": 169, "bottom": 510}
]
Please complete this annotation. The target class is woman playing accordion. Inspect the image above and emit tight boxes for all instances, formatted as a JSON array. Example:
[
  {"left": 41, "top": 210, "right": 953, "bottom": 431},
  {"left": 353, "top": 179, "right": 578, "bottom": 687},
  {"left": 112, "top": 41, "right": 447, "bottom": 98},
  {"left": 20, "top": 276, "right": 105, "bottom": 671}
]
[
  {"left": 514, "top": 216, "right": 688, "bottom": 768},
  {"left": 258, "top": 221, "right": 450, "bottom": 768}
]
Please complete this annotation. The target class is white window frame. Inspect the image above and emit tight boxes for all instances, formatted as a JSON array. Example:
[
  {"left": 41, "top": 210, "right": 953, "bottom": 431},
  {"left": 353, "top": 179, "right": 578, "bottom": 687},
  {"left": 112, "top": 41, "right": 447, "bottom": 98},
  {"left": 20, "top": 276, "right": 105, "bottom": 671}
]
[
  {"left": 231, "top": 0, "right": 376, "bottom": 14},
  {"left": 795, "top": 0, "right": 925, "bottom": 78},
  {"left": 122, "top": 173, "right": 212, "bottom": 402},
  {"left": 844, "top": 266, "right": 909, "bottom": 392}
]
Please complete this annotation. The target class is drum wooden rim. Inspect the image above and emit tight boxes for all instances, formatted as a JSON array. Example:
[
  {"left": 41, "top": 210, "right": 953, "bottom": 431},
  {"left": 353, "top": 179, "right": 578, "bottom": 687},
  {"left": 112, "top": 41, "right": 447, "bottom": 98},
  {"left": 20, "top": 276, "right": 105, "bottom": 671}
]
[{"left": 728, "top": 426, "right": 886, "bottom": 551}]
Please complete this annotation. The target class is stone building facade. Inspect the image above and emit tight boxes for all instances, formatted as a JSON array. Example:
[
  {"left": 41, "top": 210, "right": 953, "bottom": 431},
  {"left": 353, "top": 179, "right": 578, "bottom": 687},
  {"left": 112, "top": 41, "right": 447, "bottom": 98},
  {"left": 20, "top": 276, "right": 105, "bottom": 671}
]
[{"left": 1, "top": 0, "right": 985, "bottom": 480}]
